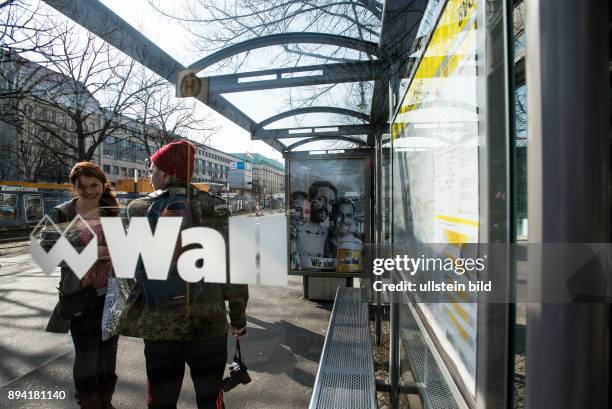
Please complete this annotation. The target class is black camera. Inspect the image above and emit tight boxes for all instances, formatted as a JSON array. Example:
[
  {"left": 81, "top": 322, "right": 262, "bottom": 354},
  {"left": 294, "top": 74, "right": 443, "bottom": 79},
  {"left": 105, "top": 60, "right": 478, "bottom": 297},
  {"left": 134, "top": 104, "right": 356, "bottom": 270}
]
[{"left": 222, "top": 339, "right": 251, "bottom": 392}]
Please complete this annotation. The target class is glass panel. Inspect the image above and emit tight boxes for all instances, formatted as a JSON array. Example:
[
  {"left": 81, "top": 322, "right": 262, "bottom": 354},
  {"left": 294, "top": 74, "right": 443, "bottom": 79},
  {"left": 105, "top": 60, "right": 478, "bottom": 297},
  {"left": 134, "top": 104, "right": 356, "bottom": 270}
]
[
  {"left": 382, "top": 143, "right": 392, "bottom": 244},
  {"left": 390, "top": 0, "right": 514, "bottom": 406},
  {"left": 398, "top": 0, "right": 446, "bottom": 100},
  {"left": 264, "top": 113, "right": 367, "bottom": 129},
  {"left": 512, "top": 84, "right": 528, "bottom": 409},
  {"left": 514, "top": 84, "right": 527, "bottom": 240},
  {"left": 512, "top": 2, "right": 527, "bottom": 408},
  {"left": 223, "top": 82, "right": 375, "bottom": 123},
  {"left": 392, "top": 0, "right": 480, "bottom": 397},
  {"left": 24, "top": 195, "right": 44, "bottom": 222},
  {"left": 0, "top": 193, "right": 18, "bottom": 221}
]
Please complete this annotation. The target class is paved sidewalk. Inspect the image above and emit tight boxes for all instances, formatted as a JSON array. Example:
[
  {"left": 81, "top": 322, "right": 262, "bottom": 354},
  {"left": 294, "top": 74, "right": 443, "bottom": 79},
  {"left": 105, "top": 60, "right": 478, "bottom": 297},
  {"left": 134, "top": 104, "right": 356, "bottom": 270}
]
[{"left": 0, "top": 254, "right": 331, "bottom": 409}]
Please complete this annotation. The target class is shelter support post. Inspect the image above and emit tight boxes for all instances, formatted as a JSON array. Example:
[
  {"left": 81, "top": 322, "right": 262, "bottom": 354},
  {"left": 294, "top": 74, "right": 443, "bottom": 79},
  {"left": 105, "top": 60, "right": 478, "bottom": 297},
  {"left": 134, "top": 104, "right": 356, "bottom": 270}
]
[
  {"left": 386, "top": 57, "right": 402, "bottom": 409},
  {"left": 374, "top": 129, "right": 384, "bottom": 346},
  {"left": 525, "top": 1, "right": 610, "bottom": 408}
]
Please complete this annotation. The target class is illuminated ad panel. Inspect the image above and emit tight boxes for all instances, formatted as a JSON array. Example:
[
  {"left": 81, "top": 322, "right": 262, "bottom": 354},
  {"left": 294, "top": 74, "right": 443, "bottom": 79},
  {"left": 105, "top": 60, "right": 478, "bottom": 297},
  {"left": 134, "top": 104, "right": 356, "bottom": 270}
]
[
  {"left": 287, "top": 156, "right": 368, "bottom": 275},
  {"left": 392, "top": 0, "right": 479, "bottom": 396}
]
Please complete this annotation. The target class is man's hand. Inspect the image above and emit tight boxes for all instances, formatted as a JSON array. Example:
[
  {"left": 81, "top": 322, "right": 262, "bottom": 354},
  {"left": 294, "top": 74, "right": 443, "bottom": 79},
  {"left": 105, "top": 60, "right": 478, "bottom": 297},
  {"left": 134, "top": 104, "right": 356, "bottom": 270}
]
[{"left": 230, "top": 326, "right": 246, "bottom": 339}]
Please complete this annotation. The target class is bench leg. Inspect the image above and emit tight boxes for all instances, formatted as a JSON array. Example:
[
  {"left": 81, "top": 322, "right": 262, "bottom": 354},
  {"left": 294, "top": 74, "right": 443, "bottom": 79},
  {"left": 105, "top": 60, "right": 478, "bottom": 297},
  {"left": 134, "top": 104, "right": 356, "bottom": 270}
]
[
  {"left": 303, "top": 276, "right": 309, "bottom": 299},
  {"left": 389, "top": 300, "right": 401, "bottom": 409}
]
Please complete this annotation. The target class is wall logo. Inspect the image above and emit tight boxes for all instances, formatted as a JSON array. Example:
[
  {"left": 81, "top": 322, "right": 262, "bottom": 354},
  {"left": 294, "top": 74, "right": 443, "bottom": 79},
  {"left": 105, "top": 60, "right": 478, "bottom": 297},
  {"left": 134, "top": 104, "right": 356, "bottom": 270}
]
[
  {"left": 31, "top": 214, "right": 288, "bottom": 286},
  {"left": 30, "top": 214, "right": 98, "bottom": 279}
]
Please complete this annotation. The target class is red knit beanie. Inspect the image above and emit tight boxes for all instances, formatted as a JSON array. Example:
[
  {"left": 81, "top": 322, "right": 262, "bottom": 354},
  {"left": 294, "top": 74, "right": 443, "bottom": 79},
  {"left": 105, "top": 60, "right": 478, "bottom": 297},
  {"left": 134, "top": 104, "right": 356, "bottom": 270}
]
[{"left": 150, "top": 140, "right": 195, "bottom": 182}]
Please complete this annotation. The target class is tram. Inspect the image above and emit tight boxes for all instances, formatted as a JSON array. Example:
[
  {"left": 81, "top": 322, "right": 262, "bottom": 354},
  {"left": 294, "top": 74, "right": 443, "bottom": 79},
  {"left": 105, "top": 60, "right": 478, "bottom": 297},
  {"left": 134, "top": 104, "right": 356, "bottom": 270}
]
[
  {"left": 0, "top": 180, "right": 220, "bottom": 235},
  {"left": 0, "top": 181, "right": 141, "bottom": 235},
  {"left": 1, "top": 182, "right": 69, "bottom": 234}
]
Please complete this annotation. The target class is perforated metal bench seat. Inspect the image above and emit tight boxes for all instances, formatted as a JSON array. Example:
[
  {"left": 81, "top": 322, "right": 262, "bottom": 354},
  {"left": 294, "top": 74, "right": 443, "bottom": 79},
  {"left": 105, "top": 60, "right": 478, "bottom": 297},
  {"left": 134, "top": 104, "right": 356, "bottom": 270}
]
[{"left": 309, "top": 287, "right": 377, "bottom": 409}]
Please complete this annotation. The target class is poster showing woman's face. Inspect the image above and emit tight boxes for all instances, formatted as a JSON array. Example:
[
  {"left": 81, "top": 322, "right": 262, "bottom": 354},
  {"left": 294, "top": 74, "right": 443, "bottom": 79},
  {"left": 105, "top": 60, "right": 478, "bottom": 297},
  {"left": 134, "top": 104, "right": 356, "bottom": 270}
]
[{"left": 289, "top": 159, "right": 365, "bottom": 273}]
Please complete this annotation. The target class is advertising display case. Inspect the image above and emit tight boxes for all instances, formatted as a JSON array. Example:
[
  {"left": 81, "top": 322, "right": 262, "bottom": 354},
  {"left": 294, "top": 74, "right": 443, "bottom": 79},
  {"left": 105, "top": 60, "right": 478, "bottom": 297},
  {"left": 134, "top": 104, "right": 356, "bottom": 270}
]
[{"left": 285, "top": 150, "right": 371, "bottom": 277}]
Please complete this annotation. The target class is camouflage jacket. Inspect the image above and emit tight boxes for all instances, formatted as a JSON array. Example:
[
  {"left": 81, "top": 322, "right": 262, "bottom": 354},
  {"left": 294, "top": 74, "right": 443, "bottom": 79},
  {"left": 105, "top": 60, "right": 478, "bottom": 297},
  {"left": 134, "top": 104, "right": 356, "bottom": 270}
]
[{"left": 119, "top": 181, "right": 248, "bottom": 341}]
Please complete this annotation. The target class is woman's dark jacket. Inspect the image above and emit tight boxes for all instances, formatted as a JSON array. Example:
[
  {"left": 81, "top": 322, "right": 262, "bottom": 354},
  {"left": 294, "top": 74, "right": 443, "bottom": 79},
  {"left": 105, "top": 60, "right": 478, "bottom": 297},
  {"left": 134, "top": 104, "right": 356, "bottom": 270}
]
[{"left": 42, "top": 199, "right": 112, "bottom": 333}]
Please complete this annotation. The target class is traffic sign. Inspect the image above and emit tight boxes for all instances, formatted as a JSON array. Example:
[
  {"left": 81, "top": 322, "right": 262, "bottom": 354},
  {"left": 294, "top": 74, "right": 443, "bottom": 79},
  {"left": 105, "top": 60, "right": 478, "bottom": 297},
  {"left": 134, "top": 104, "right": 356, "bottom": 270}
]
[{"left": 176, "top": 71, "right": 208, "bottom": 102}]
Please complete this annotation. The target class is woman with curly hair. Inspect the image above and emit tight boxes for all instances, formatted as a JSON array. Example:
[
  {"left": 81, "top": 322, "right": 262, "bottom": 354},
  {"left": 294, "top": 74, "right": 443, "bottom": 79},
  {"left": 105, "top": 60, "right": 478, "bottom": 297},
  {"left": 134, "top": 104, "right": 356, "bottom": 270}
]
[{"left": 42, "top": 161, "right": 120, "bottom": 409}]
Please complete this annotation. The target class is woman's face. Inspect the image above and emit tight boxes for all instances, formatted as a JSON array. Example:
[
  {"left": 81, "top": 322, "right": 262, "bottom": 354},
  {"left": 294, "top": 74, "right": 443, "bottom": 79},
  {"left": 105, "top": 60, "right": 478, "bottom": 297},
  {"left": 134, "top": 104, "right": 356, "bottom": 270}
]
[{"left": 75, "top": 175, "right": 103, "bottom": 205}]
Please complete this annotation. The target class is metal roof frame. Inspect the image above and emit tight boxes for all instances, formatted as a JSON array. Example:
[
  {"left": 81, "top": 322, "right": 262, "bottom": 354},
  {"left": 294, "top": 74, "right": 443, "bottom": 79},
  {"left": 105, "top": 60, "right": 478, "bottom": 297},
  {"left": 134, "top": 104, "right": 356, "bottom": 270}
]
[
  {"left": 187, "top": 32, "right": 380, "bottom": 72},
  {"left": 257, "top": 106, "right": 369, "bottom": 128},
  {"left": 286, "top": 135, "right": 368, "bottom": 151},
  {"left": 43, "top": 0, "right": 428, "bottom": 153},
  {"left": 253, "top": 124, "right": 386, "bottom": 141},
  {"left": 204, "top": 60, "right": 386, "bottom": 95}
]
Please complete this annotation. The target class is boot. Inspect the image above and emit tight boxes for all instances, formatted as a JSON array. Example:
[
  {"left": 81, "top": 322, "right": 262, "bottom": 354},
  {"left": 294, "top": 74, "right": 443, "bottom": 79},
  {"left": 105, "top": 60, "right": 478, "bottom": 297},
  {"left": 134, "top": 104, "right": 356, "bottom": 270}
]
[
  {"left": 77, "top": 390, "right": 102, "bottom": 409},
  {"left": 97, "top": 376, "right": 117, "bottom": 409}
]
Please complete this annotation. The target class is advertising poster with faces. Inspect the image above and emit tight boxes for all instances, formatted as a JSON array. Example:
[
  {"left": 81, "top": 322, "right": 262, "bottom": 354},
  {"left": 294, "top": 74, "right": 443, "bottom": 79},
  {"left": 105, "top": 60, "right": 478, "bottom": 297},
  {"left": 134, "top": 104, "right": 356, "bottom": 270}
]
[{"left": 288, "top": 158, "right": 366, "bottom": 273}]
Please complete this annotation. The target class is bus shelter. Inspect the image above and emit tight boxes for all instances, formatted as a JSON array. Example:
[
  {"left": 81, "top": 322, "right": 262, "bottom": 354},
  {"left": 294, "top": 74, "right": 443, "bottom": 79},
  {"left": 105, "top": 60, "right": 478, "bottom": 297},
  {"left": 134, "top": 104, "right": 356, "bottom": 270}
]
[{"left": 44, "top": 1, "right": 611, "bottom": 409}]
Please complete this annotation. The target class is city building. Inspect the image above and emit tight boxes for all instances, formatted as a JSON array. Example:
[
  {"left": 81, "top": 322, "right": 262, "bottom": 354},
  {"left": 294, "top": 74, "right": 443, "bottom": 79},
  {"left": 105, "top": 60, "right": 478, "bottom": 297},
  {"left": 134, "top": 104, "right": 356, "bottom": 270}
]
[
  {"left": 228, "top": 156, "right": 253, "bottom": 190},
  {"left": 0, "top": 49, "right": 238, "bottom": 191},
  {"left": 0, "top": 48, "right": 102, "bottom": 182},
  {"left": 100, "top": 121, "right": 241, "bottom": 190},
  {"left": 226, "top": 155, "right": 253, "bottom": 211},
  {"left": 231, "top": 152, "right": 284, "bottom": 207},
  {"left": 99, "top": 117, "right": 148, "bottom": 183},
  {"left": 192, "top": 144, "right": 239, "bottom": 188}
]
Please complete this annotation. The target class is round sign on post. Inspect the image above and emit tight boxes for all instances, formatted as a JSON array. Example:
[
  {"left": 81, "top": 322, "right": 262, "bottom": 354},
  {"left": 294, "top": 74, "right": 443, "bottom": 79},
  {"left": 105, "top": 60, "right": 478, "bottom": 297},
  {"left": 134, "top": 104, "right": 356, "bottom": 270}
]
[{"left": 179, "top": 73, "right": 203, "bottom": 98}]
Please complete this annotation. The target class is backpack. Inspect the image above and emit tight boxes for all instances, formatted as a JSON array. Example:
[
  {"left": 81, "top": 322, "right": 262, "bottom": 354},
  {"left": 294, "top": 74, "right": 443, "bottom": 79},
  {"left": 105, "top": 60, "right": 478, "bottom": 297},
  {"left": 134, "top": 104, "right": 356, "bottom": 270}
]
[{"left": 134, "top": 184, "right": 229, "bottom": 307}]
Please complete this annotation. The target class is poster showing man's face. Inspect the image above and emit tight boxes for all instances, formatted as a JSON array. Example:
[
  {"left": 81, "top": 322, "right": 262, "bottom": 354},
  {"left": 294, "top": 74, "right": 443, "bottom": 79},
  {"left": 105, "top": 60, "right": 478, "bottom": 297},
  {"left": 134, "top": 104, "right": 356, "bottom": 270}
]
[
  {"left": 289, "top": 158, "right": 365, "bottom": 273},
  {"left": 309, "top": 182, "right": 337, "bottom": 223},
  {"left": 333, "top": 200, "right": 355, "bottom": 237}
]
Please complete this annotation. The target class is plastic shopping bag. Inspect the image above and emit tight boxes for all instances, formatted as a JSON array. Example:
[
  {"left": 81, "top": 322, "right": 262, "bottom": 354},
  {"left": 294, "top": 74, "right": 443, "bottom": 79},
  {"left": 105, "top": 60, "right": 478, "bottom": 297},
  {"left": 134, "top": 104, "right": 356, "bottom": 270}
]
[{"left": 101, "top": 272, "right": 130, "bottom": 341}]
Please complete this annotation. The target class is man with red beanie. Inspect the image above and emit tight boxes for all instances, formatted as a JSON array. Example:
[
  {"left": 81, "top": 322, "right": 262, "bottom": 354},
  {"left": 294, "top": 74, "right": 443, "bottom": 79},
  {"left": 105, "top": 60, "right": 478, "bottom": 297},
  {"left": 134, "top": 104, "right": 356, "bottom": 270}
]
[
  {"left": 120, "top": 140, "right": 248, "bottom": 409},
  {"left": 149, "top": 140, "right": 195, "bottom": 188}
]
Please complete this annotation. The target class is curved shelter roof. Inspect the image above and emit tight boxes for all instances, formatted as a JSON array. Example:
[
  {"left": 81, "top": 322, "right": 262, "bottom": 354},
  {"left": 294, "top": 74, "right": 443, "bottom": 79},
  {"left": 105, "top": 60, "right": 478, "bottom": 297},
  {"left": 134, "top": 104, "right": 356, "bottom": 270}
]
[{"left": 43, "top": 0, "right": 429, "bottom": 153}]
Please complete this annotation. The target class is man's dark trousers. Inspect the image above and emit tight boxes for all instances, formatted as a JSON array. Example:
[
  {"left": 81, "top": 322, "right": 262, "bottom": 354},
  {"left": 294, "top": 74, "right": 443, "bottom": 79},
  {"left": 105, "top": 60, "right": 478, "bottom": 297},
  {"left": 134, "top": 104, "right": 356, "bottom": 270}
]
[{"left": 144, "top": 334, "right": 227, "bottom": 409}]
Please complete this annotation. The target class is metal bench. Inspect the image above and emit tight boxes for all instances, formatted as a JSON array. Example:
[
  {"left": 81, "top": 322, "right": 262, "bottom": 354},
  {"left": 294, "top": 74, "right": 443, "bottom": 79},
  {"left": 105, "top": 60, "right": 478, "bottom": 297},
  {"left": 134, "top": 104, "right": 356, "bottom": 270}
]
[{"left": 308, "top": 287, "right": 377, "bottom": 409}]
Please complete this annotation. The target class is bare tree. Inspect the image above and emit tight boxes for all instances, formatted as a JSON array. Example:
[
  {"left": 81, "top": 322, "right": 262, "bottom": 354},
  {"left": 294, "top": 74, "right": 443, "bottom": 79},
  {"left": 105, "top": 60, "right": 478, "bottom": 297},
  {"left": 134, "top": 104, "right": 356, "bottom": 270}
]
[
  {"left": 0, "top": 127, "right": 66, "bottom": 181},
  {"left": 0, "top": 7, "right": 161, "bottom": 167},
  {"left": 123, "top": 75, "right": 218, "bottom": 157},
  {"left": 515, "top": 86, "right": 527, "bottom": 143},
  {"left": 1, "top": 2, "right": 222, "bottom": 179},
  {"left": 150, "top": 0, "right": 381, "bottom": 56},
  {"left": 0, "top": 0, "right": 59, "bottom": 54}
]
